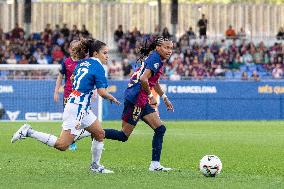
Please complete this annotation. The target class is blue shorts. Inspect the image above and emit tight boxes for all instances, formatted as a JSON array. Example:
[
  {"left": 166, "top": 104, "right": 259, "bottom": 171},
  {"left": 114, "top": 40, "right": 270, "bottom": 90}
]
[
  {"left": 122, "top": 99, "right": 156, "bottom": 126},
  {"left": 63, "top": 97, "right": 69, "bottom": 108}
]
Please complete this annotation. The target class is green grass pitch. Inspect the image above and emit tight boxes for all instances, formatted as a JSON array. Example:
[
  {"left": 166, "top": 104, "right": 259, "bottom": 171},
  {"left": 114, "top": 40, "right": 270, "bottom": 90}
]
[{"left": 0, "top": 121, "right": 283, "bottom": 189}]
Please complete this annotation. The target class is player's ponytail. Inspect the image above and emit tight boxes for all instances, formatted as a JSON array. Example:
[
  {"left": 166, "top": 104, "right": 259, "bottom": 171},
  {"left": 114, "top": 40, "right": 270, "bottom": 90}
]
[
  {"left": 70, "top": 38, "right": 106, "bottom": 60},
  {"left": 70, "top": 39, "right": 89, "bottom": 61},
  {"left": 137, "top": 36, "right": 170, "bottom": 63}
]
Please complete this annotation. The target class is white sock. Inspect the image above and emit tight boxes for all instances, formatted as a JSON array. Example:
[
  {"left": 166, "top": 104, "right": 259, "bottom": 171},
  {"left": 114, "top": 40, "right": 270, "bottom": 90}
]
[
  {"left": 76, "top": 130, "right": 91, "bottom": 141},
  {"left": 151, "top": 161, "right": 161, "bottom": 168},
  {"left": 91, "top": 139, "right": 104, "bottom": 165},
  {"left": 28, "top": 129, "right": 57, "bottom": 147}
]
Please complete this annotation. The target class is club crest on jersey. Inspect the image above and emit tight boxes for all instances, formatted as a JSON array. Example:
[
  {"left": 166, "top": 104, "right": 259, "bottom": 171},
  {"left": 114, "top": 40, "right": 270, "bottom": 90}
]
[{"left": 154, "top": 63, "right": 159, "bottom": 69}]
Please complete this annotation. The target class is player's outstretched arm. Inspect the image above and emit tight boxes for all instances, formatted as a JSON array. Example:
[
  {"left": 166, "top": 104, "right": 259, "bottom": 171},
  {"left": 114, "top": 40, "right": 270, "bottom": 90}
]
[
  {"left": 154, "top": 83, "right": 174, "bottom": 112},
  {"left": 54, "top": 73, "right": 63, "bottom": 103},
  {"left": 97, "top": 88, "right": 121, "bottom": 105}
]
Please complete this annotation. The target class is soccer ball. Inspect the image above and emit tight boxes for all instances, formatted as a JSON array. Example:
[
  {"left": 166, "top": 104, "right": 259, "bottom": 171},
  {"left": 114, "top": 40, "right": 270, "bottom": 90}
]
[{"left": 199, "top": 155, "right": 222, "bottom": 177}]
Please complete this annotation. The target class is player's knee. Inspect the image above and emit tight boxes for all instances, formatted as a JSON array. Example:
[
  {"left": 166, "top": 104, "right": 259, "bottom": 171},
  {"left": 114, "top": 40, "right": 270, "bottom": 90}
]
[
  {"left": 93, "top": 129, "right": 105, "bottom": 142},
  {"left": 98, "top": 129, "right": 105, "bottom": 139},
  {"left": 155, "top": 125, "right": 166, "bottom": 136}
]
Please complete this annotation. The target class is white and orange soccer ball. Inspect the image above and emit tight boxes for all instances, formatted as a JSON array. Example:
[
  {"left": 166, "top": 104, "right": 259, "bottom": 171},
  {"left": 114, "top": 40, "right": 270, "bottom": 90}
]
[{"left": 199, "top": 155, "right": 222, "bottom": 177}]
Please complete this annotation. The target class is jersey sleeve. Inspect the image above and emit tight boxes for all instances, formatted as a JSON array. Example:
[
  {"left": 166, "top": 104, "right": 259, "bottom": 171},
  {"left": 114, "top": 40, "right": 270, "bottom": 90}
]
[
  {"left": 94, "top": 65, "right": 108, "bottom": 89},
  {"left": 145, "top": 53, "right": 162, "bottom": 74},
  {"left": 60, "top": 61, "right": 66, "bottom": 75},
  {"left": 73, "top": 64, "right": 79, "bottom": 76}
]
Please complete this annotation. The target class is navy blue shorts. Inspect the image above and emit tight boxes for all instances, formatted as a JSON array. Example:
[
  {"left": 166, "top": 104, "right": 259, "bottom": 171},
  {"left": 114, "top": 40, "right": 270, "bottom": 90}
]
[
  {"left": 63, "top": 97, "right": 69, "bottom": 108},
  {"left": 122, "top": 99, "right": 156, "bottom": 126}
]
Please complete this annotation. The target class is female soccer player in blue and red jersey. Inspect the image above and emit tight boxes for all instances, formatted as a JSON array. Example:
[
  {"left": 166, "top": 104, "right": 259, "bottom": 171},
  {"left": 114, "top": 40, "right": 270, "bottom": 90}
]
[
  {"left": 53, "top": 40, "right": 91, "bottom": 151},
  {"left": 104, "top": 36, "right": 174, "bottom": 171},
  {"left": 54, "top": 40, "right": 80, "bottom": 107}
]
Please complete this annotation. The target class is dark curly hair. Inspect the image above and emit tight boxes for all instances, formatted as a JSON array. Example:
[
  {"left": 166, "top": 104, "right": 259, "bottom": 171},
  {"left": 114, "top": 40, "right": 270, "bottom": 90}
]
[{"left": 137, "top": 36, "right": 171, "bottom": 63}]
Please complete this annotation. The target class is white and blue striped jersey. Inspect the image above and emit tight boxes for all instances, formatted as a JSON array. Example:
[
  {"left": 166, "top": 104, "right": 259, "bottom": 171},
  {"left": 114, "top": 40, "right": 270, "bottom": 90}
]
[{"left": 68, "top": 58, "right": 108, "bottom": 109}]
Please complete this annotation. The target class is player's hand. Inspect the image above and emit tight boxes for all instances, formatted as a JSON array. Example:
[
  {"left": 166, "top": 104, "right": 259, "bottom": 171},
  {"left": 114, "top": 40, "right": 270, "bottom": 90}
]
[
  {"left": 149, "top": 96, "right": 157, "bottom": 105},
  {"left": 54, "top": 92, "right": 59, "bottom": 102},
  {"left": 164, "top": 97, "right": 174, "bottom": 112},
  {"left": 110, "top": 97, "right": 121, "bottom": 105}
]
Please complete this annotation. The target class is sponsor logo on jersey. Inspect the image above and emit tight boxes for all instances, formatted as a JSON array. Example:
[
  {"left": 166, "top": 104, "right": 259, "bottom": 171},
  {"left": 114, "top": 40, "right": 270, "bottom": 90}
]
[
  {"left": 80, "top": 61, "right": 91, "bottom": 67},
  {"left": 154, "top": 63, "right": 159, "bottom": 69}
]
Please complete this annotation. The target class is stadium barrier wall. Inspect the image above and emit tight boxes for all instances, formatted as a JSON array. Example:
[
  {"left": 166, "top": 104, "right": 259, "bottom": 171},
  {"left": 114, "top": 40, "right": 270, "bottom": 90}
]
[
  {"left": 0, "top": 80, "right": 99, "bottom": 121},
  {"left": 1, "top": 80, "right": 284, "bottom": 121}
]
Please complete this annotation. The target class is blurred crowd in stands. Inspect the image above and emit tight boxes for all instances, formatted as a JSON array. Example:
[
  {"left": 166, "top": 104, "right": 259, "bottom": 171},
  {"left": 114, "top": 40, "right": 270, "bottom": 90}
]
[
  {"left": 0, "top": 23, "right": 90, "bottom": 65},
  {"left": 1, "top": 17, "right": 284, "bottom": 80},
  {"left": 0, "top": 23, "right": 91, "bottom": 79},
  {"left": 113, "top": 15, "right": 284, "bottom": 81}
]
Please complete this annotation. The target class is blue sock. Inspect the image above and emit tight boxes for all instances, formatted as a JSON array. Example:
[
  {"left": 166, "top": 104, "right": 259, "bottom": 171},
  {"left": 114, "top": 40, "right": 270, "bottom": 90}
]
[
  {"left": 104, "top": 129, "right": 128, "bottom": 142},
  {"left": 152, "top": 125, "right": 166, "bottom": 161}
]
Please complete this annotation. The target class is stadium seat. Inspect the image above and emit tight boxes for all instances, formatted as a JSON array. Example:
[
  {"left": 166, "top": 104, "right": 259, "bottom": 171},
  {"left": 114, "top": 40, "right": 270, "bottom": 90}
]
[
  {"left": 233, "top": 71, "right": 242, "bottom": 79},
  {"left": 45, "top": 55, "right": 53, "bottom": 64},
  {"left": 225, "top": 71, "right": 233, "bottom": 79},
  {"left": 32, "top": 33, "right": 41, "bottom": 40},
  {"left": 248, "top": 65, "right": 257, "bottom": 72},
  {"left": 15, "top": 55, "right": 22, "bottom": 62},
  {"left": 247, "top": 71, "right": 253, "bottom": 77},
  {"left": 0, "top": 70, "right": 9, "bottom": 78},
  {"left": 239, "top": 65, "right": 247, "bottom": 72},
  {"left": 258, "top": 72, "right": 267, "bottom": 77},
  {"left": 256, "top": 64, "right": 266, "bottom": 72}
]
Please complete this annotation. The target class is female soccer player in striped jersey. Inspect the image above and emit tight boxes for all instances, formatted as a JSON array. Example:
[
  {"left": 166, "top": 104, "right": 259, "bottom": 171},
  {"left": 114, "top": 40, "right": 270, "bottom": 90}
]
[
  {"left": 11, "top": 39, "right": 120, "bottom": 173},
  {"left": 104, "top": 36, "right": 175, "bottom": 171}
]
